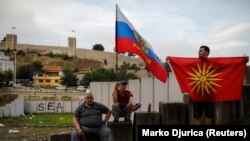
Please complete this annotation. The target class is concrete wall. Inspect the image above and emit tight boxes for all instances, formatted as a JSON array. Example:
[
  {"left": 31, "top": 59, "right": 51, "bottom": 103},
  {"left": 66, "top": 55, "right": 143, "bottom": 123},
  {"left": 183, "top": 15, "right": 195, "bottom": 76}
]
[
  {"left": 24, "top": 101, "right": 82, "bottom": 114},
  {"left": 0, "top": 95, "right": 24, "bottom": 118},
  {"left": 90, "top": 72, "right": 183, "bottom": 113}
]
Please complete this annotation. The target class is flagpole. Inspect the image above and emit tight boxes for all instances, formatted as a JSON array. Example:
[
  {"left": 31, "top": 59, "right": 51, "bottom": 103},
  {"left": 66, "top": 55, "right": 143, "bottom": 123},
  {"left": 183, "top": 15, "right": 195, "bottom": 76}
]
[{"left": 115, "top": 4, "right": 119, "bottom": 83}]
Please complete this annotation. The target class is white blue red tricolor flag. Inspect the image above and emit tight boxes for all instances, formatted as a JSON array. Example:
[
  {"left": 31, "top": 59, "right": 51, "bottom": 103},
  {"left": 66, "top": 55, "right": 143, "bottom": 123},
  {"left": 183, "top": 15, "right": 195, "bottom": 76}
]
[{"left": 115, "top": 5, "right": 168, "bottom": 83}]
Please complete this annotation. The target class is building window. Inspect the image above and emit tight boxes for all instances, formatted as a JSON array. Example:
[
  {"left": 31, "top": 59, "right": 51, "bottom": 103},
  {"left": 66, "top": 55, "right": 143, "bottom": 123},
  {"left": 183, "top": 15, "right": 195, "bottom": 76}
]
[
  {"left": 46, "top": 79, "right": 50, "bottom": 83},
  {"left": 55, "top": 80, "right": 59, "bottom": 83},
  {"left": 39, "top": 80, "right": 43, "bottom": 83}
]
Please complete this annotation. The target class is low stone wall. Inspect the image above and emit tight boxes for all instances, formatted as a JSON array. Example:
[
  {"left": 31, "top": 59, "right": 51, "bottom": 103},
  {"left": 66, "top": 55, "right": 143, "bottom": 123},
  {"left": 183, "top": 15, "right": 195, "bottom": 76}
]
[
  {"left": 108, "top": 121, "right": 133, "bottom": 141},
  {"left": 159, "top": 102, "right": 188, "bottom": 125},
  {"left": 133, "top": 112, "right": 160, "bottom": 141},
  {"left": 242, "top": 85, "right": 250, "bottom": 117}
]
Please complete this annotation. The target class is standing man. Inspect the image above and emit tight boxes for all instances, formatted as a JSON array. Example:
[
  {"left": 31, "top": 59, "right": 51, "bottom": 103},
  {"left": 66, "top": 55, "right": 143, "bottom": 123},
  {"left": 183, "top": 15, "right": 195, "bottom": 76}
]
[
  {"left": 192, "top": 45, "right": 214, "bottom": 125},
  {"left": 112, "top": 80, "right": 141, "bottom": 122},
  {"left": 71, "top": 92, "right": 112, "bottom": 141},
  {"left": 168, "top": 46, "right": 249, "bottom": 125}
]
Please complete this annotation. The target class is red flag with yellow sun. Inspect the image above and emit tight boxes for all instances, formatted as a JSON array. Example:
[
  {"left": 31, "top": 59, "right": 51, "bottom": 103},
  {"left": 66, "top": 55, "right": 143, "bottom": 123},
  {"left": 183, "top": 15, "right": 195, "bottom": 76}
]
[{"left": 168, "top": 56, "right": 248, "bottom": 102}]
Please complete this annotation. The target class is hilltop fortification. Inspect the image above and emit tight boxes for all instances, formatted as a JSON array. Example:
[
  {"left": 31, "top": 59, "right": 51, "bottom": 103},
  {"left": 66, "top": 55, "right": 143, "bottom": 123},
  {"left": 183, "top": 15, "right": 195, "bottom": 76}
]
[{"left": 0, "top": 34, "right": 144, "bottom": 69}]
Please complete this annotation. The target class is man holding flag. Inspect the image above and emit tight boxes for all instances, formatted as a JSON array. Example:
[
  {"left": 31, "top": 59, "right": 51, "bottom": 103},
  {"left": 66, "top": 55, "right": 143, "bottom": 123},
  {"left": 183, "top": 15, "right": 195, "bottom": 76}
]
[{"left": 168, "top": 45, "right": 248, "bottom": 125}]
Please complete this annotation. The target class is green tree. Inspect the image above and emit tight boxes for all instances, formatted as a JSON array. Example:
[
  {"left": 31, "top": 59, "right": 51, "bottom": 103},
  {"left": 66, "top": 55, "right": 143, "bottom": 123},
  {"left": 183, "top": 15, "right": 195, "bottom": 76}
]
[
  {"left": 128, "top": 53, "right": 136, "bottom": 57},
  {"left": 17, "top": 50, "right": 26, "bottom": 56},
  {"left": 32, "top": 61, "right": 43, "bottom": 74},
  {"left": 116, "top": 62, "right": 139, "bottom": 81},
  {"left": 130, "top": 63, "right": 140, "bottom": 71},
  {"left": 47, "top": 51, "right": 55, "bottom": 57},
  {"left": 17, "top": 65, "right": 33, "bottom": 80},
  {"left": 61, "top": 68, "right": 77, "bottom": 87},
  {"left": 81, "top": 65, "right": 139, "bottom": 87},
  {"left": 32, "top": 61, "right": 43, "bottom": 84},
  {"left": 93, "top": 44, "right": 105, "bottom": 51},
  {"left": 17, "top": 61, "right": 43, "bottom": 81},
  {"left": 126, "top": 72, "right": 139, "bottom": 79},
  {"left": 4, "top": 70, "right": 13, "bottom": 86},
  {"left": 81, "top": 68, "right": 116, "bottom": 86},
  {"left": 0, "top": 71, "right": 4, "bottom": 87},
  {"left": 164, "top": 62, "right": 172, "bottom": 72}
]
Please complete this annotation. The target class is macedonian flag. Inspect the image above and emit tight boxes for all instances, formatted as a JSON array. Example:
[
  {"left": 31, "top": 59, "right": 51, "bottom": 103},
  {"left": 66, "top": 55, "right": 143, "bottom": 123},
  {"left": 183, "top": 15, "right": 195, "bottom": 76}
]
[{"left": 168, "top": 56, "right": 248, "bottom": 102}]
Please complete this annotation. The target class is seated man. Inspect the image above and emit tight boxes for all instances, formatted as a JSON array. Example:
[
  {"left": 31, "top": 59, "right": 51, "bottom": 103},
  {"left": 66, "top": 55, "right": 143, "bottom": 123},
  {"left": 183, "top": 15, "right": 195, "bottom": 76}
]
[
  {"left": 112, "top": 80, "right": 141, "bottom": 122},
  {"left": 71, "top": 92, "right": 112, "bottom": 141}
]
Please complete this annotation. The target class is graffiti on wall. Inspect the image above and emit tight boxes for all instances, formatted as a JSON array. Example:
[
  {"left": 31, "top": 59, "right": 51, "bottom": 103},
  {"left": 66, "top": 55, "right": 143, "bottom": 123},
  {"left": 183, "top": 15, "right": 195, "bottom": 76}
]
[{"left": 37, "top": 101, "right": 64, "bottom": 113}]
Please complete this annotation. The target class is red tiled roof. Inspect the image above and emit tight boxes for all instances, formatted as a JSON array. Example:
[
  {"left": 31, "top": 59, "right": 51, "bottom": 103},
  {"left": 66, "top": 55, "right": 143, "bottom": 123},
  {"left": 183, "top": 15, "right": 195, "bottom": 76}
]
[{"left": 42, "top": 65, "right": 62, "bottom": 71}]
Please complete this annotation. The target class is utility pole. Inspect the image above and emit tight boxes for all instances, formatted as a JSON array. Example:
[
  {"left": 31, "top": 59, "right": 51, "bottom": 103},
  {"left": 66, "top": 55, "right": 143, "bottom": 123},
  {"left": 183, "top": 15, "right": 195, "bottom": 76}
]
[
  {"left": 13, "top": 48, "right": 17, "bottom": 87},
  {"left": 12, "top": 26, "right": 17, "bottom": 87}
]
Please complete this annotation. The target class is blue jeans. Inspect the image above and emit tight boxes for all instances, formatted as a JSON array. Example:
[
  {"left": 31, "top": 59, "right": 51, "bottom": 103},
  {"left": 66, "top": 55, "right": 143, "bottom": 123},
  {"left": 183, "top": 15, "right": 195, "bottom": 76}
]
[{"left": 71, "top": 125, "right": 112, "bottom": 141}]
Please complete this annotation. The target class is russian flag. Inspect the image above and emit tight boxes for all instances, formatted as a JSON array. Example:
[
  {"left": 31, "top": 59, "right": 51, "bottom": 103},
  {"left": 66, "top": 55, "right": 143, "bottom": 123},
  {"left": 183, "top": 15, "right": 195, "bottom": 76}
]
[{"left": 116, "top": 5, "right": 168, "bottom": 83}]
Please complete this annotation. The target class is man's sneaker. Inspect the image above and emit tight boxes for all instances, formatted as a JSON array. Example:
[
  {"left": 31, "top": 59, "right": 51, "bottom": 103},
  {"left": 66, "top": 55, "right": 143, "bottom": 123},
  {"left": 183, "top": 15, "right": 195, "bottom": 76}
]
[
  {"left": 132, "top": 103, "right": 141, "bottom": 111},
  {"left": 113, "top": 119, "right": 119, "bottom": 123}
]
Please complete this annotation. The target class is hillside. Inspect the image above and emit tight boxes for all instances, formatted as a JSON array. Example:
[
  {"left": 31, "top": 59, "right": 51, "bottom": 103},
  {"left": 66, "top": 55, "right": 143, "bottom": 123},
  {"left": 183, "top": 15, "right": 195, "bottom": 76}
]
[{"left": 16, "top": 52, "right": 103, "bottom": 70}]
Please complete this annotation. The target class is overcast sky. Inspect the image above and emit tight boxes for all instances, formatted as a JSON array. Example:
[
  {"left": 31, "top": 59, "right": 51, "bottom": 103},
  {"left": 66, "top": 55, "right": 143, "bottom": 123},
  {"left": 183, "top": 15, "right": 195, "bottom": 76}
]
[{"left": 0, "top": 0, "right": 249, "bottom": 64}]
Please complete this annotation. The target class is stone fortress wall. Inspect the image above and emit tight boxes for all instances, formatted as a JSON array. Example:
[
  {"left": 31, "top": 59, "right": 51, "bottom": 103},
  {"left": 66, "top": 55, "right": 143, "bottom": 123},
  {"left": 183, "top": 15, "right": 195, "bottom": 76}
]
[{"left": 0, "top": 34, "right": 144, "bottom": 69}]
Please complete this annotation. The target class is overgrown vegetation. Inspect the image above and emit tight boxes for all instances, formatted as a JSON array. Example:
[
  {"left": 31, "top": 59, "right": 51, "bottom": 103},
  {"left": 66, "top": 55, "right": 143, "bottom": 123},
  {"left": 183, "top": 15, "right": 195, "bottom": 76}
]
[
  {"left": 0, "top": 70, "right": 13, "bottom": 87},
  {"left": 92, "top": 44, "right": 105, "bottom": 51},
  {"left": 15, "top": 50, "right": 101, "bottom": 72},
  {"left": 45, "top": 51, "right": 73, "bottom": 60}
]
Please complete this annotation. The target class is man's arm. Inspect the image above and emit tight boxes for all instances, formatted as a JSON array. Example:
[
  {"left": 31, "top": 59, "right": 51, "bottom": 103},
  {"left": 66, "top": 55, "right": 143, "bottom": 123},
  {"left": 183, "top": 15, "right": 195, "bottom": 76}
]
[
  {"left": 129, "top": 96, "right": 136, "bottom": 105},
  {"left": 112, "top": 90, "right": 117, "bottom": 104},
  {"left": 73, "top": 116, "right": 84, "bottom": 136},
  {"left": 128, "top": 91, "right": 135, "bottom": 105},
  {"left": 103, "top": 110, "right": 112, "bottom": 124}
]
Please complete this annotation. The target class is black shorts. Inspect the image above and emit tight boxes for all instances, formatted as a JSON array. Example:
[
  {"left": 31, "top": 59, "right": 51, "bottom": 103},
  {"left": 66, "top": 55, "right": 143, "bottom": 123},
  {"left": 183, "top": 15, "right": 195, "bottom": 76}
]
[{"left": 193, "top": 102, "right": 214, "bottom": 119}]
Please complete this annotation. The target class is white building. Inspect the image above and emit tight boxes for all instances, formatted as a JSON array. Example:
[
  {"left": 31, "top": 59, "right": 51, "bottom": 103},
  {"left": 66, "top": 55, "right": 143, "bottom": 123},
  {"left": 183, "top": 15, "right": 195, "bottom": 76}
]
[{"left": 0, "top": 51, "right": 14, "bottom": 72}]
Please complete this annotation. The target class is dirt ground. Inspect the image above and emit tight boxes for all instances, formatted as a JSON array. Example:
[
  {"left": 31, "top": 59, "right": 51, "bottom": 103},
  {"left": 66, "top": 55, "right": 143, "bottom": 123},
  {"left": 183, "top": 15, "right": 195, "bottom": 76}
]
[{"left": 0, "top": 126, "right": 72, "bottom": 141}]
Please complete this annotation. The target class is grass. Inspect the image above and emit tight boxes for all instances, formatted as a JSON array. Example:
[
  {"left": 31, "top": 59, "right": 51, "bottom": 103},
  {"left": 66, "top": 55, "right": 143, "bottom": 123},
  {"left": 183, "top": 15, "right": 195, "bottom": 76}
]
[
  {"left": 0, "top": 113, "right": 74, "bottom": 140},
  {"left": 0, "top": 127, "right": 72, "bottom": 140},
  {"left": 0, "top": 113, "right": 73, "bottom": 126}
]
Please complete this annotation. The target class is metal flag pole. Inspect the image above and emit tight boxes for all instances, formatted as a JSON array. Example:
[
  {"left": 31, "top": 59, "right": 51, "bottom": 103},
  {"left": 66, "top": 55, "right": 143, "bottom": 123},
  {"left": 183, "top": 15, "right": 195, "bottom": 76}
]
[{"left": 115, "top": 4, "right": 119, "bottom": 83}]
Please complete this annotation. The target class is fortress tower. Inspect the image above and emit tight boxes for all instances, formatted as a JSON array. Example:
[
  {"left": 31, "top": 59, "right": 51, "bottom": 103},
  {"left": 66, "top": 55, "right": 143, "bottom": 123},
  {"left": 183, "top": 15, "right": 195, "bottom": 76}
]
[
  {"left": 5, "top": 34, "right": 17, "bottom": 50},
  {"left": 68, "top": 37, "right": 76, "bottom": 57}
]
